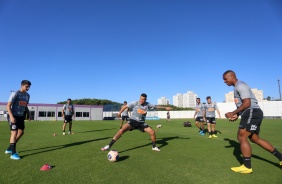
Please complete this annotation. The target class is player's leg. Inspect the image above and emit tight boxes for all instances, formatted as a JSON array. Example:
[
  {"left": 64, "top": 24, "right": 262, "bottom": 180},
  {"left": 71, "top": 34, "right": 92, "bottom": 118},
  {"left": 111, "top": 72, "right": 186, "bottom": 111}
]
[
  {"left": 101, "top": 123, "right": 132, "bottom": 151},
  {"left": 231, "top": 129, "right": 253, "bottom": 173},
  {"left": 120, "top": 118, "right": 124, "bottom": 129},
  {"left": 249, "top": 133, "right": 282, "bottom": 164},
  {"left": 144, "top": 126, "right": 160, "bottom": 151},
  {"left": 211, "top": 123, "right": 217, "bottom": 138},
  {"left": 68, "top": 121, "right": 72, "bottom": 134},
  {"left": 207, "top": 122, "right": 212, "bottom": 138},
  {"left": 62, "top": 122, "right": 67, "bottom": 135}
]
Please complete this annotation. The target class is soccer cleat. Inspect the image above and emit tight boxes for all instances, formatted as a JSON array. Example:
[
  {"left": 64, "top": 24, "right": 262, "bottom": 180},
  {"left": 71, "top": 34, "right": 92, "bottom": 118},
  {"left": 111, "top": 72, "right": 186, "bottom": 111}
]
[
  {"left": 199, "top": 130, "right": 203, "bottom": 134},
  {"left": 212, "top": 134, "right": 218, "bottom": 138},
  {"left": 208, "top": 135, "right": 212, "bottom": 139},
  {"left": 5, "top": 150, "right": 12, "bottom": 154},
  {"left": 10, "top": 153, "right": 20, "bottom": 160},
  {"left": 152, "top": 147, "right": 161, "bottom": 151},
  {"left": 231, "top": 165, "right": 253, "bottom": 174},
  {"left": 200, "top": 132, "right": 205, "bottom": 136},
  {"left": 280, "top": 161, "right": 282, "bottom": 168},
  {"left": 68, "top": 131, "right": 71, "bottom": 134},
  {"left": 101, "top": 145, "right": 110, "bottom": 151},
  {"left": 63, "top": 132, "right": 66, "bottom": 135}
]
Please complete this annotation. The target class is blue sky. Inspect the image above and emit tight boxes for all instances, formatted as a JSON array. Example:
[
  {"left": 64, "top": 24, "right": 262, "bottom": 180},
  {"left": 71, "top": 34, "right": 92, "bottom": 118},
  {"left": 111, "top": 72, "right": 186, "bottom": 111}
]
[{"left": 1, "top": 0, "right": 282, "bottom": 104}]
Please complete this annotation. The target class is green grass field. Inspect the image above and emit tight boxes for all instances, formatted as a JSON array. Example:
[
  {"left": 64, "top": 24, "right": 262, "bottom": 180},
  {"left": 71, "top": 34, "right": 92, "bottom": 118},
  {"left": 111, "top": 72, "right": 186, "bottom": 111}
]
[{"left": 1, "top": 119, "right": 282, "bottom": 184}]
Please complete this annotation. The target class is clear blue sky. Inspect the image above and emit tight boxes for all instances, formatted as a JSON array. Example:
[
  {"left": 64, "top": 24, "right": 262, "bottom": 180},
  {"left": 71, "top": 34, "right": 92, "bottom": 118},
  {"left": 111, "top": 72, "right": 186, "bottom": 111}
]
[{"left": 1, "top": 0, "right": 282, "bottom": 104}]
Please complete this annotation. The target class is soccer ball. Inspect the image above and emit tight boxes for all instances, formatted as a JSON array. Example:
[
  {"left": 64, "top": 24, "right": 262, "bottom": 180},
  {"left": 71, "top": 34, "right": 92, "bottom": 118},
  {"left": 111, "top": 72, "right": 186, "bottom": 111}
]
[
  {"left": 157, "top": 125, "right": 162, "bottom": 128},
  {"left": 107, "top": 150, "right": 119, "bottom": 162}
]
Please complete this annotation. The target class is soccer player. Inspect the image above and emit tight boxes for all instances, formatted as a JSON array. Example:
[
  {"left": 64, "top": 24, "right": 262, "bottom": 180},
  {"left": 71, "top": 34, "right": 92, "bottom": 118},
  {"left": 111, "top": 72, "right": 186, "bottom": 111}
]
[
  {"left": 166, "top": 111, "right": 171, "bottom": 122},
  {"left": 203, "top": 96, "right": 221, "bottom": 138},
  {"left": 193, "top": 98, "right": 205, "bottom": 135},
  {"left": 62, "top": 98, "right": 75, "bottom": 135},
  {"left": 5, "top": 80, "right": 31, "bottom": 160},
  {"left": 101, "top": 93, "right": 172, "bottom": 152},
  {"left": 119, "top": 101, "right": 130, "bottom": 129},
  {"left": 223, "top": 70, "right": 282, "bottom": 174}
]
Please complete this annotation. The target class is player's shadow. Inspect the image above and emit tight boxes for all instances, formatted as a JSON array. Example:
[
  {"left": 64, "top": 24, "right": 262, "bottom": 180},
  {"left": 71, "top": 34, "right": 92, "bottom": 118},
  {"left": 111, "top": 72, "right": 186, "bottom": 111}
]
[
  {"left": 119, "top": 136, "right": 189, "bottom": 153},
  {"left": 224, "top": 138, "right": 281, "bottom": 168},
  {"left": 20, "top": 137, "right": 112, "bottom": 158},
  {"left": 75, "top": 128, "right": 116, "bottom": 134}
]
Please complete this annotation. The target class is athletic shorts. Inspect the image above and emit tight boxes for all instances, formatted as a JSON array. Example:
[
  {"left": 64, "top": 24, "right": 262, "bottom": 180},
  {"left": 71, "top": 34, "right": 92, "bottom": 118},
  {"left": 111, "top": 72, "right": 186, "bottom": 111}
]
[
  {"left": 127, "top": 119, "right": 150, "bottom": 132},
  {"left": 167, "top": 116, "right": 170, "bottom": 119},
  {"left": 122, "top": 115, "right": 129, "bottom": 121},
  {"left": 7, "top": 115, "right": 25, "bottom": 131},
  {"left": 239, "top": 108, "right": 263, "bottom": 135},
  {"left": 64, "top": 115, "right": 73, "bottom": 123},
  {"left": 206, "top": 117, "right": 216, "bottom": 124},
  {"left": 195, "top": 117, "right": 205, "bottom": 122}
]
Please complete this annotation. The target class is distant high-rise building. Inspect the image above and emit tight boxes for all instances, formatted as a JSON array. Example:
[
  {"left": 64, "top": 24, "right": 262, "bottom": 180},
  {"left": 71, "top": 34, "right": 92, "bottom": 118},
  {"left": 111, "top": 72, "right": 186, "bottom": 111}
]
[
  {"left": 225, "top": 88, "right": 263, "bottom": 102},
  {"left": 157, "top": 97, "right": 170, "bottom": 105},
  {"left": 173, "top": 91, "right": 197, "bottom": 108}
]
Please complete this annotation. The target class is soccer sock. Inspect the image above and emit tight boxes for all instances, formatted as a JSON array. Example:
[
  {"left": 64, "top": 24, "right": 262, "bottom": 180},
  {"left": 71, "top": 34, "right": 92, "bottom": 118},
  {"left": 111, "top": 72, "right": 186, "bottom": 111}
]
[
  {"left": 109, "top": 139, "right": 116, "bottom": 147},
  {"left": 209, "top": 132, "right": 212, "bottom": 135},
  {"left": 10, "top": 143, "right": 16, "bottom": 155},
  {"left": 271, "top": 148, "right": 282, "bottom": 161},
  {"left": 199, "top": 128, "right": 202, "bottom": 131},
  {"left": 243, "top": 157, "right": 251, "bottom": 168},
  {"left": 7, "top": 145, "right": 11, "bottom": 151},
  {"left": 152, "top": 142, "right": 156, "bottom": 148}
]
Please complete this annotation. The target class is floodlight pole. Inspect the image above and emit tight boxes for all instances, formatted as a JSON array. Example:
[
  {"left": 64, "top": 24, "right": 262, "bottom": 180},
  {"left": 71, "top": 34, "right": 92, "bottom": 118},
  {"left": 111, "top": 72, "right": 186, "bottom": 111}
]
[{"left": 278, "top": 79, "right": 282, "bottom": 101}]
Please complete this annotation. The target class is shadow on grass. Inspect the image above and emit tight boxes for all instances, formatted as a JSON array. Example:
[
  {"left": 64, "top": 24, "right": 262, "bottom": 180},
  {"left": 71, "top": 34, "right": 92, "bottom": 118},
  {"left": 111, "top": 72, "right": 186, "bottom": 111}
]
[
  {"left": 20, "top": 137, "right": 112, "bottom": 158},
  {"left": 224, "top": 138, "right": 281, "bottom": 169},
  {"left": 119, "top": 136, "right": 188, "bottom": 153},
  {"left": 75, "top": 128, "right": 116, "bottom": 134},
  {"left": 117, "top": 156, "right": 129, "bottom": 162}
]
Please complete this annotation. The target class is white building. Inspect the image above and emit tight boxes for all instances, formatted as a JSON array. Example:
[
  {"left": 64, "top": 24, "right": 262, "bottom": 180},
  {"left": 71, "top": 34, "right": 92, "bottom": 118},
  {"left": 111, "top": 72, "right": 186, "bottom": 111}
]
[
  {"left": 157, "top": 97, "right": 170, "bottom": 105},
  {"left": 225, "top": 88, "right": 264, "bottom": 102},
  {"left": 173, "top": 91, "right": 197, "bottom": 108}
]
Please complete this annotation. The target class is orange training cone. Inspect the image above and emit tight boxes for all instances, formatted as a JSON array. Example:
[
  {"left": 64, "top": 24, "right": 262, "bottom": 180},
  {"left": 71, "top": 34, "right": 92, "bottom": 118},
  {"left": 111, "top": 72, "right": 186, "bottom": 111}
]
[{"left": 40, "top": 164, "right": 52, "bottom": 171}]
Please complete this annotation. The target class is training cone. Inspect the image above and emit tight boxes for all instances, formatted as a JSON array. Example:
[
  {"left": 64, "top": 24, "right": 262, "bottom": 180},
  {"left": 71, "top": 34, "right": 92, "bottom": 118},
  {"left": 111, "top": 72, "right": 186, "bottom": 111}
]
[{"left": 40, "top": 164, "right": 52, "bottom": 171}]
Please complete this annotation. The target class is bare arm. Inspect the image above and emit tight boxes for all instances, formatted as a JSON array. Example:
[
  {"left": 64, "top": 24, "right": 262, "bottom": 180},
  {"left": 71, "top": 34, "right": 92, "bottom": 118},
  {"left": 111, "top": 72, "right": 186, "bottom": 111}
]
[
  {"left": 118, "top": 105, "right": 129, "bottom": 118},
  {"left": 6, "top": 102, "right": 15, "bottom": 123},
  {"left": 154, "top": 106, "right": 172, "bottom": 111},
  {"left": 225, "top": 98, "right": 250, "bottom": 120}
]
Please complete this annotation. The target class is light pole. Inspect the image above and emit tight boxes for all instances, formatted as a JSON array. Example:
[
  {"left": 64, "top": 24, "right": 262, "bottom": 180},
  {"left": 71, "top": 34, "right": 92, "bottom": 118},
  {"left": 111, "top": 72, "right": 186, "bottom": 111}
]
[{"left": 278, "top": 79, "right": 281, "bottom": 101}]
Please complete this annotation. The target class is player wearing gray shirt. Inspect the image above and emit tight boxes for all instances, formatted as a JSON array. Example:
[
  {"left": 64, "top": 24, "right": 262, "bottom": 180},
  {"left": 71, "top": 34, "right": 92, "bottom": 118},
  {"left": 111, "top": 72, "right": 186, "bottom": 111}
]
[
  {"left": 120, "top": 101, "right": 131, "bottom": 129},
  {"left": 5, "top": 80, "right": 31, "bottom": 160},
  {"left": 223, "top": 70, "right": 282, "bottom": 174},
  {"left": 101, "top": 93, "right": 172, "bottom": 152},
  {"left": 193, "top": 98, "right": 205, "bottom": 135},
  {"left": 62, "top": 98, "right": 75, "bottom": 135},
  {"left": 204, "top": 96, "right": 221, "bottom": 138}
]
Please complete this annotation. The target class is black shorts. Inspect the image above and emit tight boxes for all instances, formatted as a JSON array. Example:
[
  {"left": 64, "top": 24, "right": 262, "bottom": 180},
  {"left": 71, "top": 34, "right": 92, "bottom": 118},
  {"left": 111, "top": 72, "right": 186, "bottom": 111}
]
[
  {"left": 239, "top": 108, "right": 263, "bottom": 135},
  {"left": 167, "top": 116, "right": 170, "bottom": 119},
  {"left": 64, "top": 115, "right": 73, "bottom": 123},
  {"left": 122, "top": 116, "right": 129, "bottom": 121},
  {"left": 195, "top": 117, "right": 205, "bottom": 122},
  {"left": 206, "top": 117, "right": 216, "bottom": 124},
  {"left": 8, "top": 115, "right": 25, "bottom": 131},
  {"left": 127, "top": 119, "right": 150, "bottom": 132}
]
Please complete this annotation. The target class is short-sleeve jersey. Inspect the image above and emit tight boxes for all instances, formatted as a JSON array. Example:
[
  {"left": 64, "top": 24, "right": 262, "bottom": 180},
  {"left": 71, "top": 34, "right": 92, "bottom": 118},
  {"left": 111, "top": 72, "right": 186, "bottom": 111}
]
[
  {"left": 127, "top": 101, "right": 155, "bottom": 122},
  {"left": 204, "top": 102, "right": 218, "bottom": 118},
  {"left": 63, "top": 104, "right": 74, "bottom": 115},
  {"left": 234, "top": 81, "right": 260, "bottom": 114},
  {"left": 195, "top": 103, "right": 205, "bottom": 117},
  {"left": 121, "top": 106, "right": 129, "bottom": 116},
  {"left": 8, "top": 90, "right": 30, "bottom": 116}
]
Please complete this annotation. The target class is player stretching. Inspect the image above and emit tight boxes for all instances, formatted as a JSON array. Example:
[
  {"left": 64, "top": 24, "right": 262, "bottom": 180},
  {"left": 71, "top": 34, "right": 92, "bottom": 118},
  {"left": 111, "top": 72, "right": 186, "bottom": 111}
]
[
  {"left": 223, "top": 70, "right": 282, "bottom": 174},
  {"left": 193, "top": 98, "right": 205, "bottom": 135},
  {"left": 101, "top": 93, "right": 171, "bottom": 152},
  {"left": 5, "top": 80, "right": 31, "bottom": 160}
]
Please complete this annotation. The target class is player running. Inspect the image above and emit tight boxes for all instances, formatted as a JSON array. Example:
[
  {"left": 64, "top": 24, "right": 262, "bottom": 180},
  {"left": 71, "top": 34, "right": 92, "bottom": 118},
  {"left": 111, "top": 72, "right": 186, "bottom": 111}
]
[{"left": 193, "top": 98, "right": 205, "bottom": 135}]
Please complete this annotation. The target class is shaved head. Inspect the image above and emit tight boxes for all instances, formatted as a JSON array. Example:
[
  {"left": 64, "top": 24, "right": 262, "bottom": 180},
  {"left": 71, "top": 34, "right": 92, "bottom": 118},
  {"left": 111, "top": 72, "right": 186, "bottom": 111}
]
[
  {"left": 223, "top": 70, "right": 236, "bottom": 77},
  {"left": 223, "top": 70, "right": 238, "bottom": 86}
]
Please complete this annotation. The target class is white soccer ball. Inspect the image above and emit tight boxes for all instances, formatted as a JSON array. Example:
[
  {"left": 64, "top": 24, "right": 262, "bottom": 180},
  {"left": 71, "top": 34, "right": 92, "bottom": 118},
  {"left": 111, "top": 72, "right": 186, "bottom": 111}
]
[
  {"left": 157, "top": 125, "right": 162, "bottom": 128},
  {"left": 107, "top": 150, "right": 119, "bottom": 162}
]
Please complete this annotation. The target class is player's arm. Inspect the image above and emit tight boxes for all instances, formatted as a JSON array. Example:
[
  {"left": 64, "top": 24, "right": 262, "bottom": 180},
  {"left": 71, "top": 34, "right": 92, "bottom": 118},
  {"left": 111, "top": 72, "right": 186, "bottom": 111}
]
[
  {"left": 62, "top": 106, "right": 65, "bottom": 119},
  {"left": 217, "top": 109, "right": 221, "bottom": 119},
  {"left": 25, "top": 106, "right": 30, "bottom": 120},
  {"left": 225, "top": 98, "right": 250, "bottom": 120},
  {"left": 6, "top": 102, "right": 15, "bottom": 123},
  {"left": 154, "top": 105, "right": 172, "bottom": 111}
]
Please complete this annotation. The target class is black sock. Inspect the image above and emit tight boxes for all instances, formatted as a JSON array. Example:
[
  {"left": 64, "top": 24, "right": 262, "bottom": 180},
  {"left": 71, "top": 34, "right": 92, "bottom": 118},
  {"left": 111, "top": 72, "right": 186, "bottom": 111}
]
[
  {"left": 243, "top": 157, "right": 251, "bottom": 168},
  {"left": 152, "top": 142, "right": 156, "bottom": 148},
  {"left": 209, "top": 132, "right": 212, "bottom": 135},
  {"left": 271, "top": 148, "right": 282, "bottom": 161},
  {"left": 109, "top": 139, "right": 116, "bottom": 147},
  {"left": 7, "top": 145, "right": 11, "bottom": 151},
  {"left": 199, "top": 128, "right": 202, "bottom": 131},
  {"left": 10, "top": 143, "right": 16, "bottom": 155}
]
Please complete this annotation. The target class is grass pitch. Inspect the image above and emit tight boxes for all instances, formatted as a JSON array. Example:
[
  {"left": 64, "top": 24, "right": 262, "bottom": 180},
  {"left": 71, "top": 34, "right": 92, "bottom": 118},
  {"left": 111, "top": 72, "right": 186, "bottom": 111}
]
[{"left": 0, "top": 119, "right": 282, "bottom": 184}]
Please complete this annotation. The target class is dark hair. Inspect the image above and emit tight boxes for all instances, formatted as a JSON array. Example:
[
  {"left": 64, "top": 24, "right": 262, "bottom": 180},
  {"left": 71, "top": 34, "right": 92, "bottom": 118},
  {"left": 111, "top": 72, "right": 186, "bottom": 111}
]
[
  {"left": 67, "top": 98, "right": 71, "bottom": 101},
  {"left": 21, "top": 80, "right": 31, "bottom": 86},
  {"left": 223, "top": 70, "right": 235, "bottom": 76},
  {"left": 196, "top": 97, "right": 200, "bottom": 100},
  {"left": 206, "top": 96, "right": 211, "bottom": 100},
  {"left": 124, "top": 101, "right": 127, "bottom": 103},
  {"left": 141, "top": 93, "right": 147, "bottom": 98}
]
